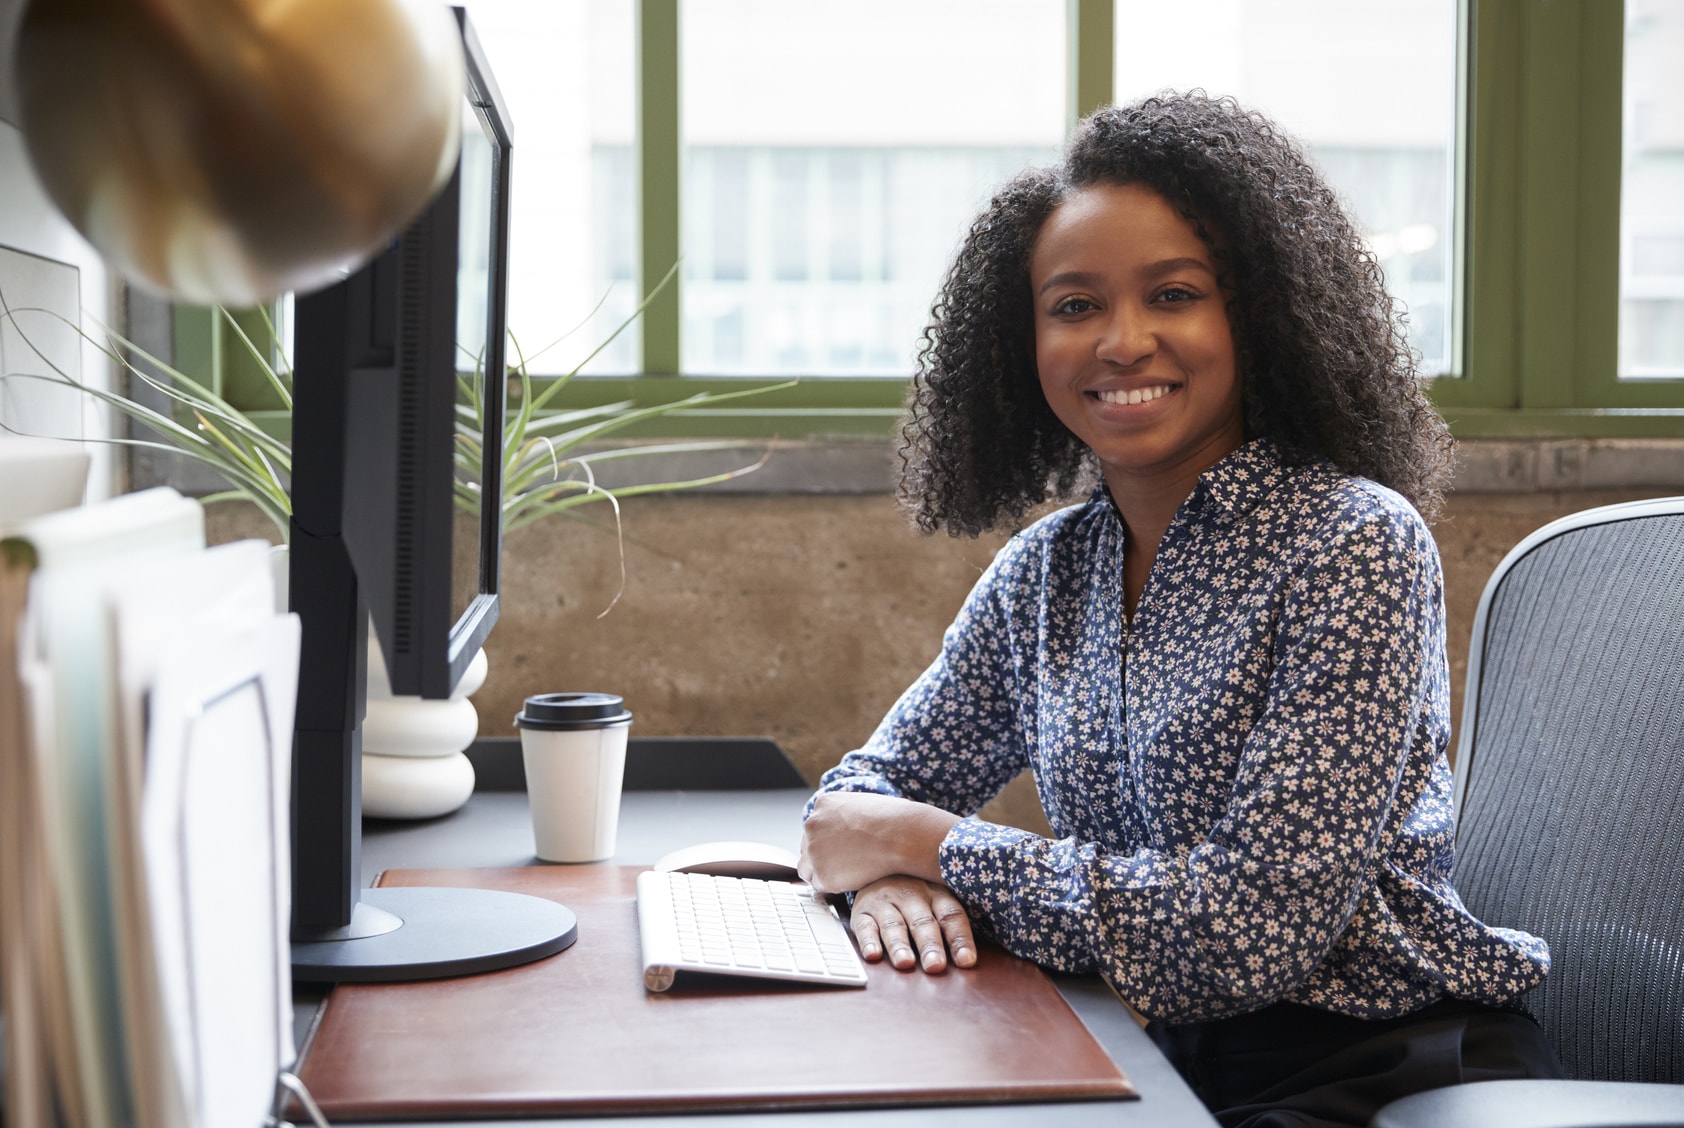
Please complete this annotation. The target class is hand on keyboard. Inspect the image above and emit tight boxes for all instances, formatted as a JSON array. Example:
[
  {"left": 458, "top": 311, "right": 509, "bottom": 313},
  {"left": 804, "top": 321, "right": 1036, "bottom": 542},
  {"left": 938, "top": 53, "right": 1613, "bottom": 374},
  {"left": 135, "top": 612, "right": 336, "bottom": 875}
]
[{"left": 851, "top": 876, "right": 977, "bottom": 974}]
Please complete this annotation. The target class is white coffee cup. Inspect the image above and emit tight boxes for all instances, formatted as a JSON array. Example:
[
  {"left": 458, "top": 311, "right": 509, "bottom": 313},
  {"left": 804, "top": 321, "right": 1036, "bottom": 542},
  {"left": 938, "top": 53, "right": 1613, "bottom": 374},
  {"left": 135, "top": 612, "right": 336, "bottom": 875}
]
[{"left": 514, "top": 693, "right": 633, "bottom": 863}]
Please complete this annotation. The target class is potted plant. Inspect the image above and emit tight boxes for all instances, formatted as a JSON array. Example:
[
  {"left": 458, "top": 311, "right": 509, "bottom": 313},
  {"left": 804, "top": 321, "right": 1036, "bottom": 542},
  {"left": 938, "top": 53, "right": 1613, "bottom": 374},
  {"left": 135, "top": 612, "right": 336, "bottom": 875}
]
[
  {"left": 2, "top": 274, "right": 777, "bottom": 547},
  {"left": 2, "top": 279, "right": 784, "bottom": 815}
]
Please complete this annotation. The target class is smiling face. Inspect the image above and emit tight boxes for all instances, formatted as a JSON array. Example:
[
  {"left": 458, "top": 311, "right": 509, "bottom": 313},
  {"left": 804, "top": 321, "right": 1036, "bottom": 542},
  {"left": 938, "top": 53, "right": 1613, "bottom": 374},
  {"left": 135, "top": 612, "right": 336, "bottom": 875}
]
[{"left": 1030, "top": 181, "right": 1245, "bottom": 504}]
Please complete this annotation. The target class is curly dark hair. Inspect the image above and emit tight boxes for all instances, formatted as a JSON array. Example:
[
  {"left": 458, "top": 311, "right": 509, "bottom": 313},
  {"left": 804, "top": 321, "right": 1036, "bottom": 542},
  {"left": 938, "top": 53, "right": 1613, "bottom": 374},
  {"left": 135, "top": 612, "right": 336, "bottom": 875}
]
[{"left": 898, "top": 91, "right": 1455, "bottom": 536}]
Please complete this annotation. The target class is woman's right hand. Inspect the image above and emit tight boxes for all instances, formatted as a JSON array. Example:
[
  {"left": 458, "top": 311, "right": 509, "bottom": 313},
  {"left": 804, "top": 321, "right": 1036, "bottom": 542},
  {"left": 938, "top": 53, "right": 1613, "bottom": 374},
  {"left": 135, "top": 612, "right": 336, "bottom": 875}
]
[{"left": 850, "top": 876, "right": 978, "bottom": 974}]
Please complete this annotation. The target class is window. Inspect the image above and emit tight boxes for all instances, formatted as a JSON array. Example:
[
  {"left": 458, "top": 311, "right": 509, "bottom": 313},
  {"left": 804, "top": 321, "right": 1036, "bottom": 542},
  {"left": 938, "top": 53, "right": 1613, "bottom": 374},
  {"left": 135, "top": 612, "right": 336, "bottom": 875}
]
[
  {"left": 188, "top": 1, "right": 1684, "bottom": 441},
  {"left": 1436, "top": 0, "right": 1684, "bottom": 432},
  {"left": 458, "top": 0, "right": 636, "bottom": 375},
  {"left": 1112, "top": 0, "right": 1459, "bottom": 377},
  {"left": 1620, "top": 0, "right": 1684, "bottom": 379},
  {"left": 676, "top": 1, "right": 1065, "bottom": 376}
]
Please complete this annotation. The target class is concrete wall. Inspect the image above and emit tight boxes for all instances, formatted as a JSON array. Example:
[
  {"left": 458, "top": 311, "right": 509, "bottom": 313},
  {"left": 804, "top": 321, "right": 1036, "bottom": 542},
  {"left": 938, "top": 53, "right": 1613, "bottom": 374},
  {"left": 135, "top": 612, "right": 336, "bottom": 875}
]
[{"left": 206, "top": 465, "right": 1682, "bottom": 837}]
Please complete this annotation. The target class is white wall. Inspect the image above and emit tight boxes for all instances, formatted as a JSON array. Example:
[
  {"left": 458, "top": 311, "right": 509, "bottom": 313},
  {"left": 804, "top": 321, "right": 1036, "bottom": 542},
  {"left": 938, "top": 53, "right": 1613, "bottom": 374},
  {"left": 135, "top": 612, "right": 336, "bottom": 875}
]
[{"left": 0, "top": 0, "right": 120, "bottom": 501}]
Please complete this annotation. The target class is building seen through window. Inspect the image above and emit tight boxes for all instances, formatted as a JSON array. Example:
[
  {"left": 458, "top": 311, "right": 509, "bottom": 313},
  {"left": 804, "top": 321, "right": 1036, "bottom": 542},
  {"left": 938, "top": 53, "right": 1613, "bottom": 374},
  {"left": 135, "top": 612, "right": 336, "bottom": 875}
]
[
  {"left": 456, "top": 0, "right": 637, "bottom": 375},
  {"left": 465, "top": 0, "right": 1458, "bottom": 379},
  {"left": 676, "top": 0, "right": 1064, "bottom": 376},
  {"left": 1113, "top": 0, "right": 1458, "bottom": 377},
  {"left": 1620, "top": 0, "right": 1684, "bottom": 379}
]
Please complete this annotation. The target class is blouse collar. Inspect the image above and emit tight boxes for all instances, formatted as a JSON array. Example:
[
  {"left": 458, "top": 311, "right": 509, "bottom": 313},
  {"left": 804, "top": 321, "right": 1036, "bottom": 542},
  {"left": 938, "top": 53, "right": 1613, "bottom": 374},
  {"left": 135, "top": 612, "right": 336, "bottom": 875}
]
[
  {"left": 1195, "top": 438, "right": 1291, "bottom": 523},
  {"left": 1093, "top": 438, "right": 1292, "bottom": 527}
]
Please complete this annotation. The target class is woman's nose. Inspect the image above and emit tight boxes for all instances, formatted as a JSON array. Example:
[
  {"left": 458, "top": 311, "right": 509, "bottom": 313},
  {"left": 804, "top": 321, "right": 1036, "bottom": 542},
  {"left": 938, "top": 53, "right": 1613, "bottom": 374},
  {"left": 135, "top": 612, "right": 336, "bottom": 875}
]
[{"left": 1094, "top": 308, "right": 1154, "bottom": 367}]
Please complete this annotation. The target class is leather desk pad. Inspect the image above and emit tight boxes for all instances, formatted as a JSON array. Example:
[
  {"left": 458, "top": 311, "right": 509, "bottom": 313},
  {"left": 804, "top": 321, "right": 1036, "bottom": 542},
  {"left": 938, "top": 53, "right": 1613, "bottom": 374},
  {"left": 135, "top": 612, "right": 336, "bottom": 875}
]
[{"left": 293, "top": 865, "right": 1136, "bottom": 1119}]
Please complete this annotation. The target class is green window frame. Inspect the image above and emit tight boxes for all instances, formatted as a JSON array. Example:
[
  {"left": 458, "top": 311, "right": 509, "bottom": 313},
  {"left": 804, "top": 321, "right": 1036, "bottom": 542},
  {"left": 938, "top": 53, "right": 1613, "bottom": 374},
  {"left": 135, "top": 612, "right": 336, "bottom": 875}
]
[
  {"left": 170, "top": 303, "right": 290, "bottom": 442},
  {"left": 196, "top": 0, "right": 1681, "bottom": 442},
  {"left": 1442, "top": 0, "right": 1684, "bottom": 437}
]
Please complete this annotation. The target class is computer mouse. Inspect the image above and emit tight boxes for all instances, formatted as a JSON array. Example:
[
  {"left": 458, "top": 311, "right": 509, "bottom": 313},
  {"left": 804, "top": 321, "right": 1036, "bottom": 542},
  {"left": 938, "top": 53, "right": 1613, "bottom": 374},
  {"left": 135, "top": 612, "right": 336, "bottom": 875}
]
[{"left": 651, "top": 840, "right": 803, "bottom": 882}]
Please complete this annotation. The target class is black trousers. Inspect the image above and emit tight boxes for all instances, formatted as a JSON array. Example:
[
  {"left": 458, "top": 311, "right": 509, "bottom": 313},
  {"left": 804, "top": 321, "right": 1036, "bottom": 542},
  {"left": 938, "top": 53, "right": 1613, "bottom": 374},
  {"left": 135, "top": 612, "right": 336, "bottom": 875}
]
[{"left": 1147, "top": 997, "right": 1565, "bottom": 1128}]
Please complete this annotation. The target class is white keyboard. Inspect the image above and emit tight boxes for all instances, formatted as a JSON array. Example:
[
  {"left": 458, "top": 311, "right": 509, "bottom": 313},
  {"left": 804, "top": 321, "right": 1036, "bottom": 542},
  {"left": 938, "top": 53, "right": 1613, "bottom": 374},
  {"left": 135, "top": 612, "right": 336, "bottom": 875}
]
[{"left": 635, "top": 869, "right": 869, "bottom": 992}]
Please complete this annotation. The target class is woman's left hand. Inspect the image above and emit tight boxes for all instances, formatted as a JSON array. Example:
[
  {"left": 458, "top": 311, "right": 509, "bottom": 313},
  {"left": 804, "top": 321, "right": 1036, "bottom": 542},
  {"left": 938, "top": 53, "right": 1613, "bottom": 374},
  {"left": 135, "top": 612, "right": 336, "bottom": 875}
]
[
  {"left": 798, "top": 791, "right": 961, "bottom": 894},
  {"left": 851, "top": 876, "right": 977, "bottom": 972}
]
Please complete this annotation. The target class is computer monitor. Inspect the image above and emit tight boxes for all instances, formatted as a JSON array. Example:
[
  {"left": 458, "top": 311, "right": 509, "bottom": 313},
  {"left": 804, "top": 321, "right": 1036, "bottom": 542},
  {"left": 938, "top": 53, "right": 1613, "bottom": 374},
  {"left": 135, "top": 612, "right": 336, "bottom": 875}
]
[{"left": 286, "top": 8, "right": 576, "bottom": 981}]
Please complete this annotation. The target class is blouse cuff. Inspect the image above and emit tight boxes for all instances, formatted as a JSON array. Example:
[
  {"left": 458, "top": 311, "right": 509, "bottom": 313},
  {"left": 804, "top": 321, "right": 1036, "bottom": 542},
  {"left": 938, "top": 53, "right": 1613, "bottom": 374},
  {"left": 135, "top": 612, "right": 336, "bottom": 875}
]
[{"left": 937, "top": 816, "right": 1038, "bottom": 904}]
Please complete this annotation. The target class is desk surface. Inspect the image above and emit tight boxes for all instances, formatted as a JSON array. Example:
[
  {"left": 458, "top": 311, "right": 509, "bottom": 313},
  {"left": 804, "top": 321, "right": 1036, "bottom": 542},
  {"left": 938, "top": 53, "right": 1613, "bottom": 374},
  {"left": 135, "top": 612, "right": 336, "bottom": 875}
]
[{"left": 293, "top": 790, "right": 1218, "bottom": 1127}]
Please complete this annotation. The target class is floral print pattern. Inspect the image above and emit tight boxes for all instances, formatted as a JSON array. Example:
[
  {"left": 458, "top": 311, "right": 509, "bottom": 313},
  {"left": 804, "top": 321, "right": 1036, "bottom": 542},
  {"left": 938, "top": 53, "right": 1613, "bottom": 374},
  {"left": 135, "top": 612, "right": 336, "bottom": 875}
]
[{"left": 816, "top": 439, "right": 1548, "bottom": 1023}]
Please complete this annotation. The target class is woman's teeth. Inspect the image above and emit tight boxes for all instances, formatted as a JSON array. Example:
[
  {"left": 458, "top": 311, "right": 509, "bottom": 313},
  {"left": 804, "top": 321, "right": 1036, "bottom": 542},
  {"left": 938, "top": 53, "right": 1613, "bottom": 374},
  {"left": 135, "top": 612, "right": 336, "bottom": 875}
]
[{"left": 1095, "top": 385, "right": 1173, "bottom": 406}]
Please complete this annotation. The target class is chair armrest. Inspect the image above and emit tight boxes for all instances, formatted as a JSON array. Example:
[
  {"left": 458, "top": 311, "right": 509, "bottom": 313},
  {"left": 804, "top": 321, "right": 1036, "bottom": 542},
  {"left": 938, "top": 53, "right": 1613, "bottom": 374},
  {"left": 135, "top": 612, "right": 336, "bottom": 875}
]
[{"left": 1370, "top": 1079, "right": 1684, "bottom": 1128}]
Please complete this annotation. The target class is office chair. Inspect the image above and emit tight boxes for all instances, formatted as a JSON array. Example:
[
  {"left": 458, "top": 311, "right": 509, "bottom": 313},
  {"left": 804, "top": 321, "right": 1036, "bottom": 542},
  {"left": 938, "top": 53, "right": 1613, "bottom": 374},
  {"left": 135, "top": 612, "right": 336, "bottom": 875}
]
[{"left": 1372, "top": 497, "right": 1684, "bottom": 1128}]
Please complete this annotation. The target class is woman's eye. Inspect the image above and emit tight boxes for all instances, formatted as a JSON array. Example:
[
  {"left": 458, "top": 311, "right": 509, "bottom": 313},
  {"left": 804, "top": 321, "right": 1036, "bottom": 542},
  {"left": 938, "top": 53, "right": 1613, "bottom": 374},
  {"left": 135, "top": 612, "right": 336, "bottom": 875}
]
[
  {"left": 1052, "top": 297, "right": 1096, "bottom": 316},
  {"left": 1154, "top": 286, "right": 1197, "bottom": 303}
]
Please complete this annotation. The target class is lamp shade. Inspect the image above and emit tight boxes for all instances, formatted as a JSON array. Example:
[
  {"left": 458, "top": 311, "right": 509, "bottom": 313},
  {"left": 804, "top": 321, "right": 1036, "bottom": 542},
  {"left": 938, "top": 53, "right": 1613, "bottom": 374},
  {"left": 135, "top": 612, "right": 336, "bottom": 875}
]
[{"left": 13, "top": 0, "right": 465, "bottom": 305}]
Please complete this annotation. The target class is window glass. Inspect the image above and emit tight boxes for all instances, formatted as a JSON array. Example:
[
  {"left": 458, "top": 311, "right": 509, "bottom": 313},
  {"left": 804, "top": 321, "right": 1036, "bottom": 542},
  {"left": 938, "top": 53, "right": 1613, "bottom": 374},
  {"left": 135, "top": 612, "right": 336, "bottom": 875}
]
[
  {"left": 1113, "top": 0, "right": 1458, "bottom": 377},
  {"left": 1620, "top": 0, "right": 1684, "bottom": 379},
  {"left": 458, "top": 0, "right": 636, "bottom": 375},
  {"left": 680, "top": 0, "right": 1066, "bottom": 376}
]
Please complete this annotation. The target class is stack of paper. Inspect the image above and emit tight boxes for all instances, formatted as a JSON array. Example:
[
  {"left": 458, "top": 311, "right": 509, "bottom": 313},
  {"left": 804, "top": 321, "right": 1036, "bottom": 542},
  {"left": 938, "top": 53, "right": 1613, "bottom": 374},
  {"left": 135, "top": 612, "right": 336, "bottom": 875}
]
[{"left": 0, "top": 488, "right": 301, "bottom": 1128}]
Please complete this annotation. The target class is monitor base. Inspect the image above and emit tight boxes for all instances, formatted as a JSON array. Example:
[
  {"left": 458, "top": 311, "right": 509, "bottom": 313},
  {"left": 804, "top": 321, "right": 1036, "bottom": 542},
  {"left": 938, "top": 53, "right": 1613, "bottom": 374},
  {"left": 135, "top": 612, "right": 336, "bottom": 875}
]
[{"left": 291, "top": 886, "right": 578, "bottom": 983}]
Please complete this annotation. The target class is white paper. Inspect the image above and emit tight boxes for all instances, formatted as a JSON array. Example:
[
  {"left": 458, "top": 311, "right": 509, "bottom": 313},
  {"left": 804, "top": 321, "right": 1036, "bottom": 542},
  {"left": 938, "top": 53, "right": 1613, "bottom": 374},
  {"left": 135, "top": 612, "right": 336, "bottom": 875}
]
[
  {"left": 12, "top": 486, "right": 204, "bottom": 1128},
  {"left": 5, "top": 491, "right": 300, "bottom": 1128},
  {"left": 102, "top": 538, "right": 279, "bottom": 1128},
  {"left": 140, "top": 612, "right": 299, "bottom": 1128}
]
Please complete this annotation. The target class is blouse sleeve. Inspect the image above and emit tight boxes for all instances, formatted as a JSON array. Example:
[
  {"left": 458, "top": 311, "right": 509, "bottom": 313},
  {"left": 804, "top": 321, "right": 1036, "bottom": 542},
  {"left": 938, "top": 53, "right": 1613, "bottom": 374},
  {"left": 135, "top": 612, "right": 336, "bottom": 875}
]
[
  {"left": 937, "top": 505, "right": 1443, "bottom": 1023},
  {"left": 810, "top": 534, "right": 1035, "bottom": 819}
]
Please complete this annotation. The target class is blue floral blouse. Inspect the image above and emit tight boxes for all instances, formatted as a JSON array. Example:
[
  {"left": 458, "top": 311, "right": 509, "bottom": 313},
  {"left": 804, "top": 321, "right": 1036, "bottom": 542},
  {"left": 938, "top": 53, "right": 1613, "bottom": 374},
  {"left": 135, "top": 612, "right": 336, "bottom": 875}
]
[{"left": 815, "top": 439, "right": 1549, "bottom": 1024}]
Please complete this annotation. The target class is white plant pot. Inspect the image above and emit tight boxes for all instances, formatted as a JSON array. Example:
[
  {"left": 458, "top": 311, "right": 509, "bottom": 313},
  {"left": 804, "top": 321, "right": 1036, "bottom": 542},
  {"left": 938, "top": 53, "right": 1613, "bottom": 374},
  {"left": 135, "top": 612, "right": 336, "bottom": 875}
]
[
  {"left": 361, "top": 637, "right": 485, "bottom": 819},
  {"left": 361, "top": 749, "right": 477, "bottom": 821}
]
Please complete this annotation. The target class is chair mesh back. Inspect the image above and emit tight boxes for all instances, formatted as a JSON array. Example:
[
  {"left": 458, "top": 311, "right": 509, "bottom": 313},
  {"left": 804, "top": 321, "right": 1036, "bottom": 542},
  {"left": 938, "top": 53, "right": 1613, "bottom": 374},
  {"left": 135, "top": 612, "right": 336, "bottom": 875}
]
[{"left": 1456, "top": 509, "right": 1684, "bottom": 1082}]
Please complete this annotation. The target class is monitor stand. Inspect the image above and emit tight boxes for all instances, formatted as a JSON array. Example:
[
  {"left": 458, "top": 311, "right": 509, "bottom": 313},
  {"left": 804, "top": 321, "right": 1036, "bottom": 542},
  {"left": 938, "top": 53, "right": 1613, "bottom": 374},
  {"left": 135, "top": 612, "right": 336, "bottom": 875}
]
[{"left": 291, "top": 887, "right": 577, "bottom": 983}]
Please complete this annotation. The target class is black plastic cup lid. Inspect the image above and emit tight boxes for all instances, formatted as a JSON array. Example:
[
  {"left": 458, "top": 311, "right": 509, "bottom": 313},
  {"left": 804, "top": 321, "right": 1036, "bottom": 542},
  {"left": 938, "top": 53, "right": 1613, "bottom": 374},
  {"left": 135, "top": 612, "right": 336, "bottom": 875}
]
[{"left": 514, "top": 692, "right": 633, "bottom": 731}]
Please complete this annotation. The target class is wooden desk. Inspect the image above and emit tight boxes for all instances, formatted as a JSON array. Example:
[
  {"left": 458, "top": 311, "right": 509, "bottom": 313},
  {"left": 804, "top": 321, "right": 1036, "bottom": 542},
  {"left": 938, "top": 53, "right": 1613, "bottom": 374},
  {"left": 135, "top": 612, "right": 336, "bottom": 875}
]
[{"left": 292, "top": 788, "right": 1218, "bottom": 1127}]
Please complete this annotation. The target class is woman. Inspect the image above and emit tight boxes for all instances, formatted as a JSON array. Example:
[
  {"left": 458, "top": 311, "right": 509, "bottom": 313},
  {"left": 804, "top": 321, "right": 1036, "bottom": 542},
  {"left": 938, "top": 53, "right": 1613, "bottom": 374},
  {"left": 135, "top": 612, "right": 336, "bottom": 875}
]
[{"left": 797, "top": 93, "right": 1561, "bottom": 1127}]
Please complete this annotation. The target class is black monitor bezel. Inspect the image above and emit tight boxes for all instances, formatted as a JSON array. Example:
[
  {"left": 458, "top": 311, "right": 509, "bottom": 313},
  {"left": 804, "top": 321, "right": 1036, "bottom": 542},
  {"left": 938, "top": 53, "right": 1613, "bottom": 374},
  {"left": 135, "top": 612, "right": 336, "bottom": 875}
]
[{"left": 442, "top": 6, "right": 511, "bottom": 694}]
